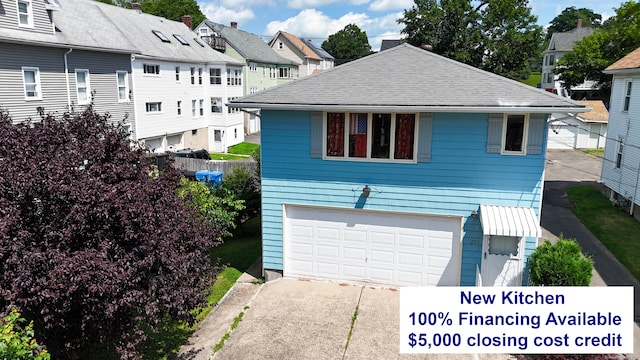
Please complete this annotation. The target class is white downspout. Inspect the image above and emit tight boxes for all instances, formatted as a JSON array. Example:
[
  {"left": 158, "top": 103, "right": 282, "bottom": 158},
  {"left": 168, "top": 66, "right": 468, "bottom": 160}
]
[{"left": 64, "top": 48, "right": 73, "bottom": 109}]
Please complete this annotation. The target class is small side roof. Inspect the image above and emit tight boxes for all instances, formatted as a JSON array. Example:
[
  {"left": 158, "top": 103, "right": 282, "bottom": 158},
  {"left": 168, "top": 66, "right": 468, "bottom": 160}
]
[
  {"left": 380, "top": 39, "right": 402, "bottom": 51},
  {"left": 200, "top": 20, "right": 296, "bottom": 65},
  {"left": 230, "top": 44, "right": 588, "bottom": 113},
  {"left": 604, "top": 47, "right": 640, "bottom": 73},
  {"left": 577, "top": 100, "right": 608, "bottom": 123}
]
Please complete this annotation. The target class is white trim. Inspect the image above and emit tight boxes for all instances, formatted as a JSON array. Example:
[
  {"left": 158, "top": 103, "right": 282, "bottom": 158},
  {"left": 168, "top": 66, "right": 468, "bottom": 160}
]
[
  {"left": 479, "top": 204, "right": 541, "bottom": 238},
  {"left": 17, "top": 0, "right": 33, "bottom": 28},
  {"left": 322, "top": 111, "right": 419, "bottom": 164},
  {"left": 21, "top": 66, "right": 41, "bottom": 100},
  {"left": 500, "top": 113, "right": 529, "bottom": 156},
  {"left": 228, "top": 103, "right": 590, "bottom": 113},
  {"left": 75, "top": 69, "right": 91, "bottom": 105},
  {"left": 116, "top": 70, "right": 129, "bottom": 102}
]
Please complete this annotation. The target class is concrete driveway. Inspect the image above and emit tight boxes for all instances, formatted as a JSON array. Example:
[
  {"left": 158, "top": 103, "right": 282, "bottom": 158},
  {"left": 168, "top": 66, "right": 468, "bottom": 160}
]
[{"left": 181, "top": 149, "right": 639, "bottom": 360}]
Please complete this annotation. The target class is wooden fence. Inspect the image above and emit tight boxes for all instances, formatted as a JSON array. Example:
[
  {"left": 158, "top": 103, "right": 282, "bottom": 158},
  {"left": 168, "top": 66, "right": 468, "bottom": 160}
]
[{"left": 172, "top": 157, "right": 257, "bottom": 175}]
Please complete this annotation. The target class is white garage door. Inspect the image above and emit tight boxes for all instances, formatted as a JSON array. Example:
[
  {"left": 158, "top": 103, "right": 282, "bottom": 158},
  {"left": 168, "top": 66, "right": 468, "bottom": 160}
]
[
  {"left": 547, "top": 125, "right": 576, "bottom": 149},
  {"left": 284, "top": 206, "right": 462, "bottom": 286}
]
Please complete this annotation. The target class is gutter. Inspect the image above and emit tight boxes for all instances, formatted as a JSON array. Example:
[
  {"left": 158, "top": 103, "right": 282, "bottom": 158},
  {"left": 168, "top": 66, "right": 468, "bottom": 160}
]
[
  {"left": 226, "top": 103, "right": 591, "bottom": 114},
  {"left": 63, "top": 48, "right": 73, "bottom": 109}
]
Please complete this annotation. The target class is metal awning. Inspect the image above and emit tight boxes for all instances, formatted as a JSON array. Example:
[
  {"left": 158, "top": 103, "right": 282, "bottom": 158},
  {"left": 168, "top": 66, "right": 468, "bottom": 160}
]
[{"left": 479, "top": 205, "right": 542, "bottom": 238}]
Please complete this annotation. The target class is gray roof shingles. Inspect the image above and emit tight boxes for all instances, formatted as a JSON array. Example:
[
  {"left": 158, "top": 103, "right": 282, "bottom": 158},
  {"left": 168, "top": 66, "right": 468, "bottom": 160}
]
[
  {"left": 301, "top": 38, "right": 334, "bottom": 60},
  {"left": 548, "top": 27, "right": 594, "bottom": 52},
  {"left": 202, "top": 20, "right": 296, "bottom": 65},
  {"left": 231, "top": 44, "right": 586, "bottom": 112}
]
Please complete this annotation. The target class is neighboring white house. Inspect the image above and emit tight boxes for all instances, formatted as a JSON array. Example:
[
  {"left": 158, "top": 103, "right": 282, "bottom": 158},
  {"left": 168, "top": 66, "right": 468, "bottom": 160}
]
[
  {"left": 541, "top": 20, "right": 598, "bottom": 99},
  {"left": 600, "top": 47, "right": 640, "bottom": 219},
  {"left": 547, "top": 100, "right": 607, "bottom": 149}
]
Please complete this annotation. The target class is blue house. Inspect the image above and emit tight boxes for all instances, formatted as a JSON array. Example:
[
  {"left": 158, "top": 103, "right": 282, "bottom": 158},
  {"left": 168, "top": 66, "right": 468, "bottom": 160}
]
[{"left": 230, "top": 44, "right": 587, "bottom": 287}]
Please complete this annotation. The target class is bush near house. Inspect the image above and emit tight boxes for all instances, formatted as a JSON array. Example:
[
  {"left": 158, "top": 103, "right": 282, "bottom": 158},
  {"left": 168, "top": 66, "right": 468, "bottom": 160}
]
[
  {"left": 0, "top": 107, "right": 222, "bottom": 359},
  {"left": 0, "top": 307, "right": 50, "bottom": 360},
  {"left": 528, "top": 237, "right": 593, "bottom": 286}
]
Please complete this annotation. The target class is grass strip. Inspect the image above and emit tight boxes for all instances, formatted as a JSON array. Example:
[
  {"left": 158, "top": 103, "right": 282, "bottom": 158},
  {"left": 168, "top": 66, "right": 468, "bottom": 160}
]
[
  {"left": 567, "top": 185, "right": 640, "bottom": 282},
  {"left": 212, "top": 306, "right": 250, "bottom": 355}
]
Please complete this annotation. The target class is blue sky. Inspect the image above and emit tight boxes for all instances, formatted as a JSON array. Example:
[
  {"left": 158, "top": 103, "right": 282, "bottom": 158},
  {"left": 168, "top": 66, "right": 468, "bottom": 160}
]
[{"left": 197, "top": 0, "right": 619, "bottom": 51}]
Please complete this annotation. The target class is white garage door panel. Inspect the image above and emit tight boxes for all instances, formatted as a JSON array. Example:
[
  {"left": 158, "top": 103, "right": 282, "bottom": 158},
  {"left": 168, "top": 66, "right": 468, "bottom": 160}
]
[
  {"left": 284, "top": 206, "right": 462, "bottom": 286},
  {"left": 548, "top": 126, "right": 576, "bottom": 149}
]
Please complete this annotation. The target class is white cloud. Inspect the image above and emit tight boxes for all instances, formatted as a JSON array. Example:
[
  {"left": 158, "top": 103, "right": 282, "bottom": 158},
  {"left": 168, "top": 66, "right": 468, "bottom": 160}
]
[
  {"left": 287, "top": 0, "right": 369, "bottom": 9},
  {"left": 368, "top": 0, "right": 413, "bottom": 12},
  {"left": 199, "top": 4, "right": 255, "bottom": 26},
  {"left": 217, "top": 0, "right": 275, "bottom": 7},
  {"left": 265, "top": 9, "right": 369, "bottom": 39}
]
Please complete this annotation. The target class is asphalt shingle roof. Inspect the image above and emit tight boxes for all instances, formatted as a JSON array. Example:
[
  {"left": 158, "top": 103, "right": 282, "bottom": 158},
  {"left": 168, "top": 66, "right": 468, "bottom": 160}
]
[
  {"left": 301, "top": 38, "right": 334, "bottom": 60},
  {"left": 605, "top": 46, "right": 640, "bottom": 71},
  {"left": 276, "top": 32, "right": 320, "bottom": 60},
  {"left": 547, "top": 27, "right": 594, "bottom": 52},
  {"left": 201, "top": 20, "right": 295, "bottom": 65},
  {"left": 578, "top": 100, "right": 608, "bottom": 122},
  {"left": 230, "top": 44, "right": 587, "bottom": 113}
]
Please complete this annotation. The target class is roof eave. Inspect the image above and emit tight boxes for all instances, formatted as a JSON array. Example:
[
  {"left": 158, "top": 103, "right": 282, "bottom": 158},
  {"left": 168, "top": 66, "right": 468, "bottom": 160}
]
[
  {"left": 227, "top": 103, "right": 589, "bottom": 113},
  {"left": 603, "top": 68, "right": 640, "bottom": 75}
]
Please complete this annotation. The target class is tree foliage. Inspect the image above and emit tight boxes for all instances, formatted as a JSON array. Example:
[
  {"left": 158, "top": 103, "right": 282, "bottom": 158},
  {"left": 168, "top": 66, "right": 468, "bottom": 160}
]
[
  {"left": 399, "top": 0, "right": 543, "bottom": 79},
  {"left": 92, "top": 0, "right": 206, "bottom": 28},
  {"left": 555, "top": 1, "right": 640, "bottom": 99},
  {"left": 529, "top": 238, "right": 593, "bottom": 286},
  {"left": 547, "top": 6, "right": 602, "bottom": 37},
  {"left": 0, "top": 107, "right": 221, "bottom": 358},
  {"left": 0, "top": 307, "right": 50, "bottom": 360},
  {"left": 322, "top": 24, "right": 373, "bottom": 65}
]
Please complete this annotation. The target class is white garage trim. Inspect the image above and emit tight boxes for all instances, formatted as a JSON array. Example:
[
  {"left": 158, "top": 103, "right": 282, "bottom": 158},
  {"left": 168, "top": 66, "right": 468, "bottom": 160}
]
[{"left": 283, "top": 204, "right": 463, "bottom": 287}]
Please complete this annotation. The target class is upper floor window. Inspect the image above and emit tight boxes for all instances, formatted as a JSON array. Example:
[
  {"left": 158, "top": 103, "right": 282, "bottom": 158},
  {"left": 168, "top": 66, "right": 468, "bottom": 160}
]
[
  {"left": 198, "top": 68, "right": 203, "bottom": 85},
  {"left": 278, "top": 41, "right": 283, "bottom": 49},
  {"left": 199, "top": 99, "right": 204, "bottom": 116},
  {"left": 501, "top": 114, "right": 528, "bottom": 155},
  {"left": 210, "top": 68, "right": 222, "bottom": 84},
  {"left": 211, "top": 97, "right": 222, "bottom": 113},
  {"left": 116, "top": 71, "right": 129, "bottom": 102},
  {"left": 228, "top": 97, "right": 240, "bottom": 113},
  {"left": 624, "top": 81, "right": 632, "bottom": 112},
  {"left": 177, "top": 100, "right": 182, "bottom": 115},
  {"left": 175, "top": 66, "right": 180, "bottom": 81},
  {"left": 249, "top": 63, "right": 257, "bottom": 71},
  {"left": 191, "top": 99, "right": 197, "bottom": 117},
  {"left": 227, "top": 68, "right": 242, "bottom": 86},
  {"left": 146, "top": 102, "right": 162, "bottom": 112},
  {"left": 22, "top": 66, "right": 41, "bottom": 100},
  {"left": 269, "top": 66, "right": 277, "bottom": 79},
  {"left": 190, "top": 67, "right": 195, "bottom": 84},
  {"left": 17, "top": 0, "right": 33, "bottom": 27},
  {"left": 325, "top": 112, "right": 417, "bottom": 162},
  {"left": 547, "top": 54, "right": 555, "bottom": 66},
  {"left": 75, "top": 69, "right": 91, "bottom": 105},
  {"left": 199, "top": 27, "right": 208, "bottom": 36},
  {"left": 143, "top": 64, "right": 159, "bottom": 75}
]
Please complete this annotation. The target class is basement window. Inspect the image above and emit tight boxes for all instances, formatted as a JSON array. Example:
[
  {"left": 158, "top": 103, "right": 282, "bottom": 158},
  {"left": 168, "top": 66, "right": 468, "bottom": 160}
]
[
  {"left": 173, "top": 34, "right": 190, "bottom": 45},
  {"left": 152, "top": 30, "right": 171, "bottom": 43}
]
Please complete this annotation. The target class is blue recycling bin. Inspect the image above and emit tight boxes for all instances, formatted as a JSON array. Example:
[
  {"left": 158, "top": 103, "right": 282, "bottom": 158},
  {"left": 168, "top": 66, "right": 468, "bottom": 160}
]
[{"left": 195, "top": 170, "right": 223, "bottom": 185}]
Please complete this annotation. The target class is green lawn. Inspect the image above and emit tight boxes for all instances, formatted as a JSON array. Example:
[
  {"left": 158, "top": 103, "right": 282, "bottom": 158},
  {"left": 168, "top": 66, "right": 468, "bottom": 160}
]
[
  {"left": 138, "top": 216, "right": 262, "bottom": 359},
  {"left": 582, "top": 149, "right": 604, "bottom": 158},
  {"left": 519, "top": 71, "right": 541, "bottom": 88},
  {"left": 209, "top": 153, "right": 250, "bottom": 160},
  {"left": 227, "top": 142, "right": 260, "bottom": 156},
  {"left": 567, "top": 186, "right": 640, "bottom": 282}
]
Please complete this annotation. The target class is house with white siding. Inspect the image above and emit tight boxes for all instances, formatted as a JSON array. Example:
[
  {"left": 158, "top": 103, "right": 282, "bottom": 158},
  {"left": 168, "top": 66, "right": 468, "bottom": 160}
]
[
  {"left": 231, "top": 44, "right": 587, "bottom": 287},
  {"left": 0, "top": 0, "right": 244, "bottom": 153},
  {"left": 547, "top": 100, "right": 607, "bottom": 149},
  {"left": 600, "top": 47, "right": 640, "bottom": 219},
  {"left": 268, "top": 31, "right": 334, "bottom": 77}
]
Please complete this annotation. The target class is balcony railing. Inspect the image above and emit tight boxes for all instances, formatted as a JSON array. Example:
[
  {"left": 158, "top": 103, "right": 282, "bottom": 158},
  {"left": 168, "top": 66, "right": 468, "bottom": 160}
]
[{"left": 201, "top": 35, "right": 226, "bottom": 52}]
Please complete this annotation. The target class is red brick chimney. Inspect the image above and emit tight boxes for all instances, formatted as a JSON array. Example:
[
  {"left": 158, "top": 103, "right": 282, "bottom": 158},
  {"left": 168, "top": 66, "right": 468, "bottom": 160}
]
[
  {"left": 231, "top": 21, "right": 238, "bottom": 29},
  {"left": 181, "top": 15, "right": 192, "bottom": 29},
  {"left": 131, "top": 2, "right": 142, "bottom": 13},
  {"left": 577, "top": 18, "right": 583, "bottom": 28}
]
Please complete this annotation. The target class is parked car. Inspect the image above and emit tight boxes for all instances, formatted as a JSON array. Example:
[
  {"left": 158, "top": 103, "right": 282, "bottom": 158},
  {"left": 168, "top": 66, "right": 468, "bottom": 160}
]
[{"left": 170, "top": 148, "right": 210, "bottom": 160}]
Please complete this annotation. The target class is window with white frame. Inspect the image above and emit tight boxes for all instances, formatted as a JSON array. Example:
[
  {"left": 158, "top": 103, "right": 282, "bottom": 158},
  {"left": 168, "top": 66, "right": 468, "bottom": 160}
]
[
  {"left": 145, "top": 102, "right": 161, "bottom": 112},
  {"left": 177, "top": 100, "right": 182, "bottom": 115},
  {"left": 190, "top": 67, "right": 195, "bottom": 84},
  {"left": 143, "top": 64, "right": 160, "bottom": 75},
  {"left": 228, "top": 97, "right": 240, "bottom": 113},
  {"left": 278, "top": 41, "right": 283, "bottom": 49},
  {"left": 278, "top": 67, "right": 289, "bottom": 78},
  {"left": 199, "top": 99, "right": 204, "bottom": 116},
  {"left": 616, "top": 138, "right": 624, "bottom": 169},
  {"left": 198, "top": 68, "right": 203, "bottom": 85},
  {"left": 75, "top": 69, "right": 91, "bottom": 104},
  {"left": 22, "top": 67, "right": 41, "bottom": 99},
  {"left": 116, "top": 71, "right": 129, "bottom": 102},
  {"left": 624, "top": 81, "right": 632, "bottom": 112},
  {"left": 199, "top": 27, "right": 208, "bottom": 36},
  {"left": 269, "top": 65, "right": 277, "bottom": 79},
  {"left": 175, "top": 66, "right": 180, "bottom": 81},
  {"left": 234, "top": 128, "right": 238, "bottom": 139},
  {"left": 263, "top": 66, "right": 267, "bottom": 77},
  {"left": 17, "top": 0, "right": 33, "bottom": 27},
  {"left": 548, "top": 54, "right": 555, "bottom": 66},
  {"left": 209, "top": 68, "right": 221, "bottom": 84},
  {"left": 250, "top": 87, "right": 258, "bottom": 94},
  {"left": 227, "top": 68, "right": 242, "bottom": 86},
  {"left": 191, "top": 99, "right": 196, "bottom": 117},
  {"left": 211, "top": 97, "right": 222, "bottom": 113},
  {"left": 501, "top": 114, "right": 528, "bottom": 155},
  {"left": 325, "top": 112, "right": 417, "bottom": 161},
  {"left": 249, "top": 62, "right": 257, "bottom": 71}
]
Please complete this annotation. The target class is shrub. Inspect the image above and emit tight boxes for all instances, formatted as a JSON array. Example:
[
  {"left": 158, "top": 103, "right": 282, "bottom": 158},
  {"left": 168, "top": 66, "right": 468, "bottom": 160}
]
[
  {"left": 528, "top": 237, "right": 593, "bottom": 286},
  {"left": 0, "top": 107, "right": 222, "bottom": 358},
  {"left": 219, "top": 166, "right": 261, "bottom": 226},
  {"left": 0, "top": 307, "right": 50, "bottom": 360}
]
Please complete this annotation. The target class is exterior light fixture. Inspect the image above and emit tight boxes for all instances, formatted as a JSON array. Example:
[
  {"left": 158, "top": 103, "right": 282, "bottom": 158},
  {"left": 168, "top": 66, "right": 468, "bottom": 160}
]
[
  {"left": 362, "top": 185, "right": 371, "bottom": 198},
  {"left": 471, "top": 210, "right": 478, "bottom": 218}
]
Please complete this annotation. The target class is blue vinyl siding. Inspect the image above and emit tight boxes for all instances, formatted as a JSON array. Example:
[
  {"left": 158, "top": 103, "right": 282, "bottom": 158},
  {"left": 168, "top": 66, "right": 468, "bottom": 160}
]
[{"left": 261, "top": 110, "right": 546, "bottom": 286}]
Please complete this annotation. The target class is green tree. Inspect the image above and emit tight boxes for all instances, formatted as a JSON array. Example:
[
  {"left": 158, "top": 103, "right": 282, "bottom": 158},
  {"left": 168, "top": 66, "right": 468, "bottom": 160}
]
[
  {"left": 0, "top": 308, "right": 50, "bottom": 360},
  {"left": 142, "top": 0, "right": 206, "bottom": 29},
  {"left": 547, "top": 6, "right": 602, "bottom": 38},
  {"left": 555, "top": 1, "right": 640, "bottom": 99},
  {"left": 529, "top": 238, "right": 593, "bottom": 286},
  {"left": 399, "top": 0, "right": 543, "bottom": 80},
  {"left": 322, "top": 24, "right": 373, "bottom": 65}
]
